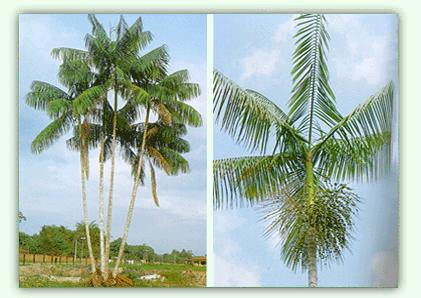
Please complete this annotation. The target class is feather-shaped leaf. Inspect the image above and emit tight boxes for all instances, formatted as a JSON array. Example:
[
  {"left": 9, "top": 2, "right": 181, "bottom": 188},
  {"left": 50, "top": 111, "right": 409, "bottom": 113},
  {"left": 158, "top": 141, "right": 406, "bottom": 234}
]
[
  {"left": 289, "top": 14, "right": 341, "bottom": 142},
  {"left": 31, "top": 115, "right": 72, "bottom": 154},
  {"left": 214, "top": 154, "right": 305, "bottom": 209},
  {"left": 26, "top": 81, "right": 69, "bottom": 111},
  {"left": 314, "top": 82, "right": 394, "bottom": 182}
]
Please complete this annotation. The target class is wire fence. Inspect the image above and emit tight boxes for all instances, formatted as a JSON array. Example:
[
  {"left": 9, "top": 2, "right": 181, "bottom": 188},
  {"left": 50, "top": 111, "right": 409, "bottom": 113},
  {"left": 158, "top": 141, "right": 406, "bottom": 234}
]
[
  {"left": 19, "top": 252, "right": 95, "bottom": 266},
  {"left": 19, "top": 252, "right": 207, "bottom": 266}
]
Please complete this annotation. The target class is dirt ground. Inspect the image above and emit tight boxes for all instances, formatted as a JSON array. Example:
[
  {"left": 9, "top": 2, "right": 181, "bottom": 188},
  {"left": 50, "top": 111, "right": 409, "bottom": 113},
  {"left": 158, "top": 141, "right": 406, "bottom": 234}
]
[{"left": 19, "top": 263, "right": 206, "bottom": 288}]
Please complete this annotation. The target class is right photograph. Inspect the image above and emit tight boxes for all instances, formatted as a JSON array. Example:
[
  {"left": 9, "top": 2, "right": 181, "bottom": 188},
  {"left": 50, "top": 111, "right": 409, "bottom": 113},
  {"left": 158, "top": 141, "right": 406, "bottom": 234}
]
[{"left": 213, "top": 14, "right": 398, "bottom": 287}]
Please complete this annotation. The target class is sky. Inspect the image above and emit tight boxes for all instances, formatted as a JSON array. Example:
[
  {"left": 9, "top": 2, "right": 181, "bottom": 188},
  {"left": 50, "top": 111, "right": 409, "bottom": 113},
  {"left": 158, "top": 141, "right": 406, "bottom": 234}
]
[
  {"left": 213, "top": 14, "right": 399, "bottom": 287},
  {"left": 18, "top": 14, "right": 207, "bottom": 256}
]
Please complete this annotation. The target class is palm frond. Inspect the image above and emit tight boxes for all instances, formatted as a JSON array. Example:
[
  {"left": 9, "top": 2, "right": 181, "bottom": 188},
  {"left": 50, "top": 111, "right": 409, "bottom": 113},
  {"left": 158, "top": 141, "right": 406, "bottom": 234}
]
[
  {"left": 46, "top": 99, "right": 72, "bottom": 119},
  {"left": 214, "top": 154, "right": 305, "bottom": 209},
  {"left": 122, "top": 81, "right": 151, "bottom": 107},
  {"left": 26, "top": 81, "right": 69, "bottom": 111},
  {"left": 31, "top": 115, "right": 72, "bottom": 154},
  {"left": 72, "top": 85, "right": 108, "bottom": 115},
  {"left": 66, "top": 124, "right": 102, "bottom": 152},
  {"left": 51, "top": 48, "right": 90, "bottom": 63},
  {"left": 214, "top": 69, "right": 302, "bottom": 153},
  {"left": 116, "top": 15, "right": 129, "bottom": 41},
  {"left": 117, "top": 100, "right": 141, "bottom": 124},
  {"left": 154, "top": 81, "right": 201, "bottom": 103},
  {"left": 116, "top": 17, "right": 153, "bottom": 59},
  {"left": 164, "top": 100, "right": 202, "bottom": 127},
  {"left": 158, "top": 147, "right": 190, "bottom": 175},
  {"left": 314, "top": 82, "right": 394, "bottom": 182},
  {"left": 166, "top": 136, "right": 190, "bottom": 153},
  {"left": 88, "top": 14, "right": 107, "bottom": 37},
  {"left": 289, "top": 14, "right": 341, "bottom": 142},
  {"left": 58, "top": 59, "right": 95, "bottom": 90},
  {"left": 131, "top": 45, "right": 169, "bottom": 81},
  {"left": 84, "top": 33, "right": 112, "bottom": 71},
  {"left": 162, "top": 69, "right": 190, "bottom": 84}
]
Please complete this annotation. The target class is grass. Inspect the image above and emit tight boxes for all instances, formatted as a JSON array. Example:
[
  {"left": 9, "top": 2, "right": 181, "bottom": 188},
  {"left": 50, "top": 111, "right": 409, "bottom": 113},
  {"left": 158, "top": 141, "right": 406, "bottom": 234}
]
[
  {"left": 125, "top": 263, "right": 206, "bottom": 288},
  {"left": 19, "top": 262, "right": 206, "bottom": 288}
]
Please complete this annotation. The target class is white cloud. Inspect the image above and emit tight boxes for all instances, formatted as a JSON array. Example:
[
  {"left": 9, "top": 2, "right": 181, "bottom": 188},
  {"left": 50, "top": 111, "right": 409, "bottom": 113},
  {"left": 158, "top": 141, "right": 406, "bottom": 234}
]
[
  {"left": 214, "top": 253, "right": 262, "bottom": 287},
  {"left": 273, "top": 17, "right": 295, "bottom": 43},
  {"left": 328, "top": 15, "right": 397, "bottom": 87},
  {"left": 239, "top": 17, "right": 295, "bottom": 82},
  {"left": 371, "top": 250, "right": 398, "bottom": 287},
  {"left": 240, "top": 47, "right": 282, "bottom": 81},
  {"left": 19, "top": 15, "right": 82, "bottom": 67},
  {"left": 213, "top": 212, "right": 262, "bottom": 286}
]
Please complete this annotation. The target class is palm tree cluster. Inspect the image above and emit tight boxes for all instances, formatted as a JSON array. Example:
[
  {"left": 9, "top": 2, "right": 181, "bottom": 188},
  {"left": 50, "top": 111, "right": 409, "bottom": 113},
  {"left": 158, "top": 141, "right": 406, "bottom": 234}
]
[
  {"left": 213, "top": 14, "right": 394, "bottom": 287},
  {"left": 26, "top": 14, "right": 202, "bottom": 284}
]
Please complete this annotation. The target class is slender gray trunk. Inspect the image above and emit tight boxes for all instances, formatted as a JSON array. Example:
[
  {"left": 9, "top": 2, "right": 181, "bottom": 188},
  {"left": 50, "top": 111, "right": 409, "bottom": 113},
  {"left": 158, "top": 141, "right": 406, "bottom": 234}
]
[
  {"left": 307, "top": 230, "right": 318, "bottom": 287},
  {"left": 305, "top": 151, "right": 317, "bottom": 287},
  {"left": 78, "top": 117, "right": 96, "bottom": 273},
  {"left": 98, "top": 130, "right": 106, "bottom": 278},
  {"left": 104, "top": 77, "right": 118, "bottom": 278},
  {"left": 113, "top": 106, "right": 150, "bottom": 277}
]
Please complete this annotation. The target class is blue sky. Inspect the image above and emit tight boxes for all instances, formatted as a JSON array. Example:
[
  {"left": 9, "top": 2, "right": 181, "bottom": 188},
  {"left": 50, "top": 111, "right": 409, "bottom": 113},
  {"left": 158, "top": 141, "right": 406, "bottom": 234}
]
[
  {"left": 213, "top": 14, "right": 398, "bottom": 287},
  {"left": 19, "top": 14, "right": 207, "bottom": 255}
]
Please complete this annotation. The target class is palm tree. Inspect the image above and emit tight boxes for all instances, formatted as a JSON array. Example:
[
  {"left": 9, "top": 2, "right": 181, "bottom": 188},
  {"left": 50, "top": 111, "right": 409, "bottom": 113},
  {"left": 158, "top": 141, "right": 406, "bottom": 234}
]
[
  {"left": 52, "top": 15, "right": 154, "bottom": 276},
  {"left": 26, "top": 58, "right": 107, "bottom": 272},
  {"left": 65, "top": 74, "right": 201, "bottom": 279},
  {"left": 112, "top": 68, "right": 202, "bottom": 276},
  {"left": 213, "top": 14, "right": 394, "bottom": 287}
]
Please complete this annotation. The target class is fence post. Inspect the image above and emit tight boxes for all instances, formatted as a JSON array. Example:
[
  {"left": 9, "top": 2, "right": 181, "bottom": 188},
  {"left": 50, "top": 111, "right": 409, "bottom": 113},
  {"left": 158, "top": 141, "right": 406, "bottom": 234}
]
[
  {"left": 43, "top": 255, "right": 46, "bottom": 263},
  {"left": 23, "top": 254, "right": 26, "bottom": 265},
  {"left": 51, "top": 255, "right": 53, "bottom": 264},
  {"left": 32, "top": 254, "right": 36, "bottom": 264}
]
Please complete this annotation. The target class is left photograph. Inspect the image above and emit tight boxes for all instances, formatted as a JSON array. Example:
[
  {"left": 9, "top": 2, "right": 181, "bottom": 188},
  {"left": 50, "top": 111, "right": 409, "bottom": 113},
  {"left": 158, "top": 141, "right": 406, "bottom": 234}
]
[{"left": 18, "top": 14, "right": 207, "bottom": 287}]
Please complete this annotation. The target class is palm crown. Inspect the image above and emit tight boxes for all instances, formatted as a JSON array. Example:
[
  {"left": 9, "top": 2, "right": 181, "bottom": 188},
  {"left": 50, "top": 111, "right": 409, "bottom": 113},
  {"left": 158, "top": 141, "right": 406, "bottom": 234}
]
[{"left": 213, "top": 14, "right": 394, "bottom": 287}]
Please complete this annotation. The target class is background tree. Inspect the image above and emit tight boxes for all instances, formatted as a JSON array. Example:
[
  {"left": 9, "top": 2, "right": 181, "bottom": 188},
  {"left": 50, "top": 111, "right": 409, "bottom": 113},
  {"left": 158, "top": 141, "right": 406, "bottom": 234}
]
[
  {"left": 38, "top": 225, "right": 74, "bottom": 256},
  {"left": 19, "top": 232, "right": 41, "bottom": 254},
  {"left": 18, "top": 211, "right": 26, "bottom": 223},
  {"left": 213, "top": 14, "right": 394, "bottom": 287},
  {"left": 74, "top": 221, "right": 101, "bottom": 258}
]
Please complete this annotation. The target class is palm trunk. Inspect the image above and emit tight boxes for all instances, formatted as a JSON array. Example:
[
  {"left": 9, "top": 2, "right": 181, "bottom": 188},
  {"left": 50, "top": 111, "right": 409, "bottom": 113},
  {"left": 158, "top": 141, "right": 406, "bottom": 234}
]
[
  {"left": 98, "top": 127, "right": 106, "bottom": 278},
  {"left": 307, "top": 230, "right": 318, "bottom": 287},
  {"left": 305, "top": 150, "right": 317, "bottom": 287},
  {"left": 113, "top": 106, "right": 150, "bottom": 277},
  {"left": 78, "top": 117, "right": 96, "bottom": 273},
  {"left": 104, "top": 77, "right": 118, "bottom": 278}
]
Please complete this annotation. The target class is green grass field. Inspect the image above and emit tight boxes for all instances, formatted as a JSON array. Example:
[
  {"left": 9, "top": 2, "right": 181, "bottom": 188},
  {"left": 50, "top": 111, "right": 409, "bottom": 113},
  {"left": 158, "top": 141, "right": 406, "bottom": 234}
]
[{"left": 19, "top": 262, "right": 206, "bottom": 288}]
